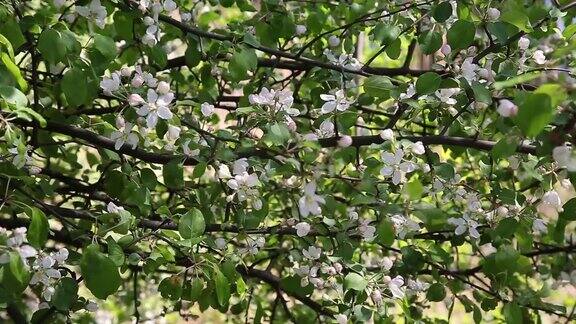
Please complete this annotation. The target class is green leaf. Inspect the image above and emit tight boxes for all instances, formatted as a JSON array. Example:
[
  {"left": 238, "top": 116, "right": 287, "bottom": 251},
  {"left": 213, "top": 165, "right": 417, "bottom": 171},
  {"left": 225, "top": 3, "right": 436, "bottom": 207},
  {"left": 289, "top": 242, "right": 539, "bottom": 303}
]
[
  {"left": 513, "top": 93, "right": 552, "bottom": 137},
  {"left": 416, "top": 72, "right": 441, "bottom": 94},
  {"left": 92, "top": 34, "right": 117, "bottom": 61},
  {"left": 163, "top": 160, "right": 184, "bottom": 189},
  {"left": 344, "top": 272, "right": 367, "bottom": 291},
  {"left": 491, "top": 136, "right": 518, "bottom": 160},
  {"left": 447, "top": 20, "right": 476, "bottom": 50},
  {"left": 187, "top": 278, "right": 204, "bottom": 302},
  {"left": 61, "top": 68, "right": 88, "bottom": 107},
  {"left": 185, "top": 38, "right": 202, "bottom": 68},
  {"left": 27, "top": 207, "right": 49, "bottom": 249},
  {"left": 52, "top": 277, "right": 78, "bottom": 311},
  {"left": 268, "top": 122, "right": 291, "bottom": 144},
  {"left": 148, "top": 46, "right": 167, "bottom": 68},
  {"left": 373, "top": 23, "right": 401, "bottom": 45},
  {"left": 214, "top": 268, "right": 231, "bottom": 307},
  {"left": 37, "top": 29, "right": 67, "bottom": 64},
  {"left": 80, "top": 244, "right": 122, "bottom": 299},
  {"left": 494, "top": 72, "right": 540, "bottom": 90},
  {"left": 158, "top": 276, "right": 183, "bottom": 300},
  {"left": 229, "top": 47, "right": 257, "bottom": 80},
  {"left": 106, "top": 237, "right": 125, "bottom": 267},
  {"left": 386, "top": 38, "right": 402, "bottom": 59},
  {"left": 559, "top": 198, "right": 576, "bottom": 221},
  {"left": 192, "top": 162, "right": 207, "bottom": 179},
  {"left": 0, "top": 85, "right": 27, "bottom": 106},
  {"left": 375, "top": 219, "right": 395, "bottom": 245},
  {"left": 178, "top": 208, "right": 206, "bottom": 239},
  {"left": 426, "top": 283, "right": 446, "bottom": 301},
  {"left": 363, "top": 76, "right": 394, "bottom": 97},
  {"left": 280, "top": 275, "right": 314, "bottom": 297},
  {"left": 471, "top": 81, "right": 492, "bottom": 104},
  {"left": 503, "top": 302, "right": 524, "bottom": 324},
  {"left": 404, "top": 177, "right": 423, "bottom": 200},
  {"left": 0, "top": 52, "right": 27, "bottom": 91},
  {"left": 432, "top": 2, "right": 452, "bottom": 23},
  {"left": 0, "top": 252, "right": 30, "bottom": 302},
  {"left": 501, "top": 1, "right": 532, "bottom": 33},
  {"left": 534, "top": 84, "right": 566, "bottom": 108},
  {"left": 0, "top": 18, "right": 26, "bottom": 51},
  {"left": 419, "top": 31, "right": 442, "bottom": 54},
  {"left": 563, "top": 24, "right": 576, "bottom": 40}
]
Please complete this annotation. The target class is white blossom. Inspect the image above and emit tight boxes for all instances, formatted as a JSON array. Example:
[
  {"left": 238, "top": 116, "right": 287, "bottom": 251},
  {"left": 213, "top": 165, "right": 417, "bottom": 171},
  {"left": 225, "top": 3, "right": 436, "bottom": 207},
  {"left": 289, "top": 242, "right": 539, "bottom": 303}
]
[
  {"left": 380, "top": 149, "right": 417, "bottom": 185},
  {"left": 533, "top": 50, "right": 546, "bottom": 65},
  {"left": 371, "top": 289, "right": 383, "bottom": 305},
  {"left": 320, "top": 90, "right": 353, "bottom": 114},
  {"left": 165, "top": 125, "right": 181, "bottom": 141},
  {"left": 358, "top": 219, "right": 376, "bottom": 241},
  {"left": 379, "top": 257, "right": 393, "bottom": 271},
  {"left": 335, "top": 314, "right": 348, "bottom": 324},
  {"left": 100, "top": 72, "right": 121, "bottom": 95},
  {"left": 537, "top": 190, "right": 563, "bottom": 217},
  {"left": 298, "top": 182, "right": 325, "bottom": 217},
  {"left": 399, "top": 84, "right": 415, "bottom": 100},
  {"left": 217, "top": 164, "right": 232, "bottom": 179},
  {"left": 460, "top": 57, "right": 478, "bottom": 83},
  {"left": 294, "top": 222, "right": 311, "bottom": 237},
  {"left": 302, "top": 246, "right": 321, "bottom": 260},
  {"left": 76, "top": 0, "right": 107, "bottom": 28},
  {"left": 385, "top": 275, "right": 405, "bottom": 299},
  {"left": 553, "top": 145, "right": 576, "bottom": 171},
  {"left": 201, "top": 102, "right": 215, "bottom": 117},
  {"left": 181, "top": 12, "right": 192, "bottom": 22},
  {"left": 227, "top": 172, "right": 261, "bottom": 208},
  {"left": 324, "top": 50, "right": 362, "bottom": 70},
  {"left": 239, "top": 236, "right": 265, "bottom": 255},
  {"left": 390, "top": 214, "right": 420, "bottom": 238},
  {"left": 106, "top": 202, "right": 125, "bottom": 214},
  {"left": 435, "top": 88, "right": 459, "bottom": 105},
  {"left": 532, "top": 218, "right": 548, "bottom": 234},
  {"left": 447, "top": 214, "right": 480, "bottom": 238},
  {"left": 86, "top": 301, "right": 99, "bottom": 312},
  {"left": 249, "top": 87, "right": 298, "bottom": 116},
  {"left": 156, "top": 81, "right": 170, "bottom": 94},
  {"left": 110, "top": 122, "right": 139, "bottom": 150},
  {"left": 135, "top": 89, "right": 174, "bottom": 128},
  {"left": 182, "top": 139, "right": 199, "bottom": 157},
  {"left": 215, "top": 238, "right": 227, "bottom": 249}
]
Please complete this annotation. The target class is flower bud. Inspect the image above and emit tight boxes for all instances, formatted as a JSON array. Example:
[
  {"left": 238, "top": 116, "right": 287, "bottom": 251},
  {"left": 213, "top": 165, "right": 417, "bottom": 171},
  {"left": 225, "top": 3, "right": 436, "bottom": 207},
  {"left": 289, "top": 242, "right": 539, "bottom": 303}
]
[
  {"left": 441, "top": 44, "right": 451, "bottom": 56},
  {"left": 156, "top": 81, "right": 170, "bottom": 95},
  {"left": 497, "top": 99, "right": 518, "bottom": 117},
  {"left": 120, "top": 67, "right": 132, "bottom": 77},
  {"left": 131, "top": 75, "right": 144, "bottom": 87},
  {"left": 518, "top": 36, "right": 530, "bottom": 51},
  {"left": 337, "top": 135, "right": 352, "bottom": 147},
  {"left": 296, "top": 24, "right": 307, "bottom": 36},
  {"left": 115, "top": 115, "right": 126, "bottom": 129},
  {"left": 487, "top": 8, "right": 500, "bottom": 21},
  {"left": 380, "top": 129, "right": 394, "bottom": 141},
  {"left": 128, "top": 93, "right": 145, "bottom": 106},
  {"left": 328, "top": 35, "right": 340, "bottom": 47}
]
